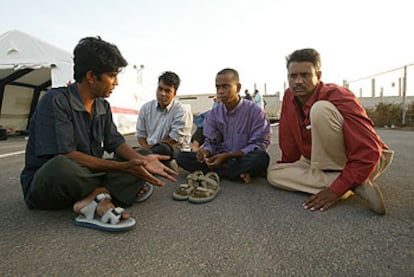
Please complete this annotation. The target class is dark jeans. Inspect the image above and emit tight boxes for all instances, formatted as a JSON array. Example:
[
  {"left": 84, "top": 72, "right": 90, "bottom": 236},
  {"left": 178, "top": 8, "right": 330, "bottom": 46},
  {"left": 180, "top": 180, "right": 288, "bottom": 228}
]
[
  {"left": 176, "top": 149, "right": 270, "bottom": 181},
  {"left": 26, "top": 155, "right": 144, "bottom": 210},
  {"left": 150, "top": 142, "right": 179, "bottom": 160},
  {"left": 191, "top": 127, "right": 205, "bottom": 145},
  {"left": 143, "top": 142, "right": 180, "bottom": 168}
]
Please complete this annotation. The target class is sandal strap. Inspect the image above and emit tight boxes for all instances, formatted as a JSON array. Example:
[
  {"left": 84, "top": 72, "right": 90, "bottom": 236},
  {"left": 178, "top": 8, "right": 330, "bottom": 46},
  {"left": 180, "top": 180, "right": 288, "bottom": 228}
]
[
  {"left": 200, "top": 172, "right": 220, "bottom": 190},
  {"left": 177, "top": 183, "right": 192, "bottom": 190},
  {"left": 191, "top": 172, "right": 220, "bottom": 198},
  {"left": 101, "top": 207, "right": 125, "bottom": 225},
  {"left": 187, "top": 170, "right": 204, "bottom": 181},
  {"left": 79, "top": 201, "right": 97, "bottom": 220},
  {"left": 192, "top": 186, "right": 213, "bottom": 197},
  {"left": 79, "top": 193, "right": 112, "bottom": 220},
  {"left": 96, "top": 193, "right": 111, "bottom": 202}
]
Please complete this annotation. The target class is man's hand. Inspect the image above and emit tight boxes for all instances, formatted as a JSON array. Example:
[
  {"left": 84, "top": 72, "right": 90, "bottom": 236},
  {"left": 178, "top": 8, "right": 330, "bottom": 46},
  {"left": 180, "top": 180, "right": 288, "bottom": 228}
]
[
  {"left": 196, "top": 149, "right": 210, "bottom": 163},
  {"left": 123, "top": 155, "right": 177, "bottom": 187},
  {"left": 204, "top": 153, "right": 227, "bottom": 168},
  {"left": 137, "top": 137, "right": 153, "bottom": 150},
  {"left": 143, "top": 154, "right": 178, "bottom": 183},
  {"left": 122, "top": 159, "right": 163, "bottom": 186},
  {"left": 303, "top": 188, "right": 341, "bottom": 212}
]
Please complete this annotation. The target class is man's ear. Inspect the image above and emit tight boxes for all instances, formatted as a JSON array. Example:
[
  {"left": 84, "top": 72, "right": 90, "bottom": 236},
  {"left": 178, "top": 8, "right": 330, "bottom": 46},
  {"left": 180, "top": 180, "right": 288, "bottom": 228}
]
[
  {"left": 85, "top": 71, "right": 96, "bottom": 84},
  {"left": 317, "top": 70, "right": 322, "bottom": 81}
]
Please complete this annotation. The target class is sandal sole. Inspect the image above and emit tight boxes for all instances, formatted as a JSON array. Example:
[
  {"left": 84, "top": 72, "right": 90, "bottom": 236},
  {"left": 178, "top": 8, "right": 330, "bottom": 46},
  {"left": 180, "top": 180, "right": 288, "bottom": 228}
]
[{"left": 74, "top": 216, "right": 136, "bottom": 232}]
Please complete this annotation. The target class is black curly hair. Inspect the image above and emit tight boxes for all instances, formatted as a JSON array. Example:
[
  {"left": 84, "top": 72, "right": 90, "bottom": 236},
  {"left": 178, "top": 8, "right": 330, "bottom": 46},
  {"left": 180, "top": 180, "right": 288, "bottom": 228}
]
[
  {"left": 73, "top": 36, "right": 128, "bottom": 82},
  {"left": 158, "top": 71, "right": 181, "bottom": 91}
]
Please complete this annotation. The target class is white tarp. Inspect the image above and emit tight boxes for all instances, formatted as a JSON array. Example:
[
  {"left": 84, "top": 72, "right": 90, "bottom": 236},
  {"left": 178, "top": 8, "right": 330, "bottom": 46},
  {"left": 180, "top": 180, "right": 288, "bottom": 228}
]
[
  {"left": 0, "top": 30, "right": 74, "bottom": 131},
  {"left": 0, "top": 30, "right": 145, "bottom": 134},
  {"left": 0, "top": 30, "right": 73, "bottom": 86}
]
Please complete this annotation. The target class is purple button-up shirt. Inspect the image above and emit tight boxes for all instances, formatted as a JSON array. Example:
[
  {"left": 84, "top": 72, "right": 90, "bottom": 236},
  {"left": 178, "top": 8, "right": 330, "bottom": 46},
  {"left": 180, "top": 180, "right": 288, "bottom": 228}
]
[{"left": 203, "top": 97, "right": 271, "bottom": 155}]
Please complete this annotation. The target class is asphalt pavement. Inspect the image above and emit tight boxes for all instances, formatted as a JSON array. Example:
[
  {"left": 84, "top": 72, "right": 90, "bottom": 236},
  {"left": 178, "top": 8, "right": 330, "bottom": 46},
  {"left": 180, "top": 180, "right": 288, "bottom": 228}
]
[{"left": 0, "top": 126, "right": 413, "bottom": 276}]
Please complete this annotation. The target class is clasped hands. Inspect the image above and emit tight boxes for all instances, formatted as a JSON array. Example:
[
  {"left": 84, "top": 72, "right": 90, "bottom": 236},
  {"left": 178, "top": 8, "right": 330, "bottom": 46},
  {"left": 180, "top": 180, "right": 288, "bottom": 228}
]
[{"left": 196, "top": 149, "right": 227, "bottom": 168}]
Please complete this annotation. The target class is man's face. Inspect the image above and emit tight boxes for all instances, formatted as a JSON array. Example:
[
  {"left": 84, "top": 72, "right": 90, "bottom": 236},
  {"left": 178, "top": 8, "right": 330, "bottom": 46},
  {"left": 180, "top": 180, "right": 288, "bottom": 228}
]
[
  {"left": 91, "top": 71, "right": 119, "bottom": 98},
  {"left": 287, "top": 61, "right": 321, "bottom": 104},
  {"left": 156, "top": 80, "right": 176, "bottom": 109},
  {"left": 215, "top": 73, "right": 240, "bottom": 105}
]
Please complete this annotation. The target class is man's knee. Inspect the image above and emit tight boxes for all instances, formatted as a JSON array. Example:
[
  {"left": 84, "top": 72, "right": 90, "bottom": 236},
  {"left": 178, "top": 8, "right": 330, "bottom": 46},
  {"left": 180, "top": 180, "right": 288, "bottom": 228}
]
[
  {"left": 246, "top": 150, "right": 270, "bottom": 169},
  {"left": 310, "top": 100, "right": 343, "bottom": 124},
  {"left": 176, "top": 151, "right": 196, "bottom": 165},
  {"left": 43, "top": 155, "right": 90, "bottom": 180}
]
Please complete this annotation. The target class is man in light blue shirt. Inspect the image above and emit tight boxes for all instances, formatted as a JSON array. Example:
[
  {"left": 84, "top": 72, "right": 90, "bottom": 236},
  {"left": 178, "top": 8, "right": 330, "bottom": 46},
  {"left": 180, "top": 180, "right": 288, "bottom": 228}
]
[
  {"left": 177, "top": 68, "right": 271, "bottom": 183},
  {"left": 136, "top": 71, "right": 193, "bottom": 163},
  {"left": 254, "top": 89, "right": 265, "bottom": 109}
]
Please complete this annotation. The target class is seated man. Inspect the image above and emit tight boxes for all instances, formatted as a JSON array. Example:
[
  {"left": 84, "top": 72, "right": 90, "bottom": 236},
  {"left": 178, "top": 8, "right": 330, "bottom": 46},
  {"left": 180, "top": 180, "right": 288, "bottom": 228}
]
[
  {"left": 136, "top": 71, "right": 193, "bottom": 164},
  {"left": 20, "top": 37, "right": 177, "bottom": 232},
  {"left": 267, "top": 48, "right": 394, "bottom": 214},
  {"left": 177, "top": 68, "right": 271, "bottom": 184}
]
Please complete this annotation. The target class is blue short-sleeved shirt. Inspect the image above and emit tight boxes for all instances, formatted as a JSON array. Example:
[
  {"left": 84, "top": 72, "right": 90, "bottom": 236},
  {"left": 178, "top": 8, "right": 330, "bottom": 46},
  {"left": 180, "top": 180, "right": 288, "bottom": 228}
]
[{"left": 20, "top": 83, "right": 125, "bottom": 198}]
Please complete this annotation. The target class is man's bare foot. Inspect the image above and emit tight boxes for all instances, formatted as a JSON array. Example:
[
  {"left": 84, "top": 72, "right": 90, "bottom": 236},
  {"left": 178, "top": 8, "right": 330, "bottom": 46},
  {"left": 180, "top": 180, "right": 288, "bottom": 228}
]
[
  {"left": 240, "top": 173, "right": 251, "bottom": 184},
  {"left": 73, "top": 188, "right": 130, "bottom": 220},
  {"left": 192, "top": 141, "right": 200, "bottom": 151}
]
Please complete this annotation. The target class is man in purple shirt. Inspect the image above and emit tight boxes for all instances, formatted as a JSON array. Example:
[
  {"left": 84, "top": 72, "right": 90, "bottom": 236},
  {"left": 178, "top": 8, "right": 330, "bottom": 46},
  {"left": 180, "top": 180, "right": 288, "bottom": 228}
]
[{"left": 176, "top": 68, "right": 271, "bottom": 183}]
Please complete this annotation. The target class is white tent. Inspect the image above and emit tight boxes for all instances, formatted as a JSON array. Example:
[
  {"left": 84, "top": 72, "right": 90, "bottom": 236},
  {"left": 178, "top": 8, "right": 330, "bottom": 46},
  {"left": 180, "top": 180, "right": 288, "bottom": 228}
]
[{"left": 0, "top": 30, "right": 73, "bottom": 131}]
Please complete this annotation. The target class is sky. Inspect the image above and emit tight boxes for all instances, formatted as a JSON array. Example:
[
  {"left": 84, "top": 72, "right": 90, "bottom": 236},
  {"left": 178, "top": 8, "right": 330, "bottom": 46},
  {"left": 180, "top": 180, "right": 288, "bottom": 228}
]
[{"left": 1, "top": 0, "right": 413, "bottom": 104}]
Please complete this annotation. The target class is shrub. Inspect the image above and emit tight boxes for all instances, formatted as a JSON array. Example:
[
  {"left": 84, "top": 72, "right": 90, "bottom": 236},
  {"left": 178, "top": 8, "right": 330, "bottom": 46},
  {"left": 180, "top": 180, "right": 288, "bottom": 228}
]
[{"left": 365, "top": 102, "right": 413, "bottom": 127}]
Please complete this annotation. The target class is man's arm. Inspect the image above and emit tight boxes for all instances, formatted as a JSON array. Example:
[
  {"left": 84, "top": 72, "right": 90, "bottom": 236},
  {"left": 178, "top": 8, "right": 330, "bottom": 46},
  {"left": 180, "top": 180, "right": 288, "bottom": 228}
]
[
  {"left": 65, "top": 143, "right": 177, "bottom": 186},
  {"left": 167, "top": 104, "right": 193, "bottom": 148},
  {"left": 64, "top": 150, "right": 136, "bottom": 174},
  {"left": 138, "top": 137, "right": 153, "bottom": 149},
  {"left": 204, "top": 150, "right": 244, "bottom": 168},
  {"left": 278, "top": 91, "right": 301, "bottom": 163},
  {"left": 161, "top": 137, "right": 178, "bottom": 148},
  {"left": 239, "top": 107, "right": 272, "bottom": 154},
  {"left": 115, "top": 142, "right": 178, "bottom": 184},
  {"left": 135, "top": 102, "right": 151, "bottom": 148}
]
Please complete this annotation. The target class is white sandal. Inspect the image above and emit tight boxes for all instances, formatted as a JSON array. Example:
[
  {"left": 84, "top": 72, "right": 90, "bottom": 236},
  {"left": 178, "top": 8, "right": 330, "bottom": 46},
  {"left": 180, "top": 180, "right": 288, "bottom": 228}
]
[{"left": 74, "top": 193, "right": 136, "bottom": 232}]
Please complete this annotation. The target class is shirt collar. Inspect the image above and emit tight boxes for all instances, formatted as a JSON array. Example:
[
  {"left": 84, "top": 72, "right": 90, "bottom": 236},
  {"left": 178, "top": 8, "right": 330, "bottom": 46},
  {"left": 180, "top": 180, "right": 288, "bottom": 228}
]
[
  {"left": 68, "top": 83, "right": 106, "bottom": 115},
  {"left": 224, "top": 96, "right": 242, "bottom": 113},
  {"left": 156, "top": 98, "right": 175, "bottom": 112}
]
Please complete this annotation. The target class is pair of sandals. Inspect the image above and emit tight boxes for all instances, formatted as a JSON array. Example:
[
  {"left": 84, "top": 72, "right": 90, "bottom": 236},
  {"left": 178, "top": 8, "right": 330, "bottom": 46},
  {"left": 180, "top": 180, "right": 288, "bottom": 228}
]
[{"left": 173, "top": 171, "right": 220, "bottom": 204}]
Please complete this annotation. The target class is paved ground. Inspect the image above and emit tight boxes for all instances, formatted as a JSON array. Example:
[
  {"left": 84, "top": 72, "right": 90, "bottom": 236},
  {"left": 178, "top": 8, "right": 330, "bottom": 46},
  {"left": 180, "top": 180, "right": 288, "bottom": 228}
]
[{"left": 0, "top": 127, "right": 413, "bottom": 276}]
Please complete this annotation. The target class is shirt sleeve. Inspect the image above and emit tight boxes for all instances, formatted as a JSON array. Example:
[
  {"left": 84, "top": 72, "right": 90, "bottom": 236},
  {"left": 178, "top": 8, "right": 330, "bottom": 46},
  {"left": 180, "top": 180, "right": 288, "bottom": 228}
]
[
  {"left": 240, "top": 107, "right": 271, "bottom": 154},
  {"left": 34, "top": 91, "right": 76, "bottom": 156},
  {"left": 169, "top": 104, "right": 193, "bottom": 143},
  {"left": 136, "top": 103, "right": 148, "bottom": 138},
  {"left": 103, "top": 109, "right": 126, "bottom": 154},
  {"left": 202, "top": 111, "right": 218, "bottom": 154},
  {"left": 278, "top": 93, "right": 301, "bottom": 163}
]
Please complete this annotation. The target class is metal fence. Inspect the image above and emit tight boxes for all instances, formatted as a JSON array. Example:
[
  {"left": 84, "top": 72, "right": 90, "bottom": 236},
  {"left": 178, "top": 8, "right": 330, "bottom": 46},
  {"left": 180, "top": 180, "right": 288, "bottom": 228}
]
[{"left": 345, "top": 64, "right": 414, "bottom": 125}]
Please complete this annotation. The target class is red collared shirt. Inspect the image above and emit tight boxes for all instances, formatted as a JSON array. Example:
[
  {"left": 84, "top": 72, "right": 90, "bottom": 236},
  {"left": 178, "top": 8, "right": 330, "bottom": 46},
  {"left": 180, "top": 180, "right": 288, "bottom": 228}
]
[{"left": 278, "top": 82, "right": 389, "bottom": 195}]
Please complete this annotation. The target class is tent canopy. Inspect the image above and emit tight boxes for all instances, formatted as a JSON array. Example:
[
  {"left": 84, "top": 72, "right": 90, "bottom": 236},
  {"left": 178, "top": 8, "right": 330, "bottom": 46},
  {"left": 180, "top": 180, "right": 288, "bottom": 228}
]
[{"left": 0, "top": 30, "right": 73, "bottom": 131}]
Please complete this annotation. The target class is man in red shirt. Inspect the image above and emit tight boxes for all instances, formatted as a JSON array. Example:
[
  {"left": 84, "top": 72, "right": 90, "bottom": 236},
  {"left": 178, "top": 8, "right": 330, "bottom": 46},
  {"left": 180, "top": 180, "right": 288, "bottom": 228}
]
[{"left": 267, "top": 48, "right": 394, "bottom": 214}]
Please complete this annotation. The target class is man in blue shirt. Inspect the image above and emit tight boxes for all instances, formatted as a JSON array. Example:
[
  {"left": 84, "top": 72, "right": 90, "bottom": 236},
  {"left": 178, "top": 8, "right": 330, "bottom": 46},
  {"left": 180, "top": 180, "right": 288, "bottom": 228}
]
[
  {"left": 177, "top": 68, "right": 271, "bottom": 184},
  {"left": 20, "top": 37, "right": 177, "bottom": 232}
]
